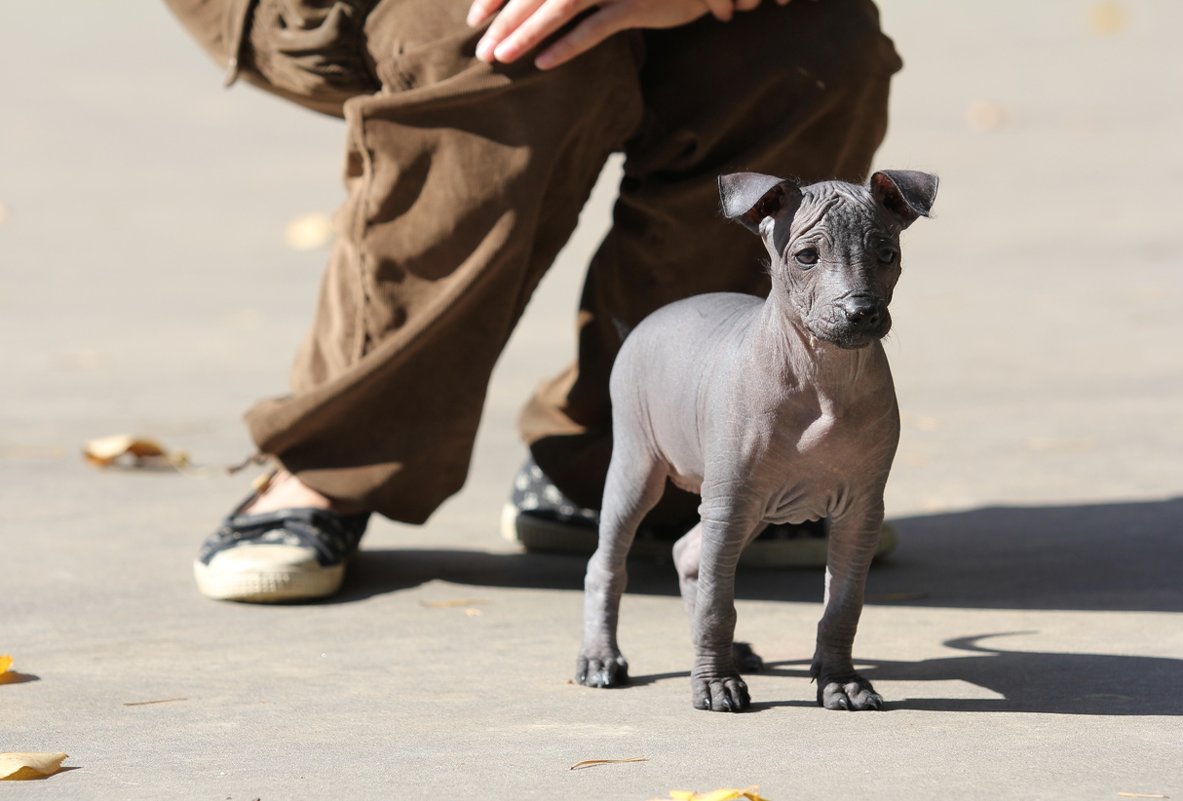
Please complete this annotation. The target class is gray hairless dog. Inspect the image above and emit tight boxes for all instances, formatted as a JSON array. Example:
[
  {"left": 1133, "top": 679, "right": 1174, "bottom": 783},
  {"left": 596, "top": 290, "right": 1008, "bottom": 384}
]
[{"left": 576, "top": 169, "right": 938, "bottom": 712}]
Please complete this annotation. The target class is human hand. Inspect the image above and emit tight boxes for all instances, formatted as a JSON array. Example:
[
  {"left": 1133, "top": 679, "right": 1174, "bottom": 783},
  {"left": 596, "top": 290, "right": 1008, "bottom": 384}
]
[{"left": 468, "top": 0, "right": 791, "bottom": 70}]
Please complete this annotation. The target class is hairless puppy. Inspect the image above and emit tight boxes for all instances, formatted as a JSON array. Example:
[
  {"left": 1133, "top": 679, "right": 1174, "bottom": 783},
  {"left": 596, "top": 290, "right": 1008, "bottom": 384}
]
[{"left": 576, "top": 170, "right": 938, "bottom": 711}]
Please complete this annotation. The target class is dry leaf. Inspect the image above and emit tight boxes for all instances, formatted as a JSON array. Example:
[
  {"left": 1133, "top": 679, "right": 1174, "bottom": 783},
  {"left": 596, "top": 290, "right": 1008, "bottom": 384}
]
[
  {"left": 420, "top": 599, "right": 488, "bottom": 609},
  {"left": 568, "top": 757, "right": 648, "bottom": 771},
  {"left": 1087, "top": 2, "right": 1128, "bottom": 36},
  {"left": 123, "top": 697, "right": 188, "bottom": 707},
  {"left": 83, "top": 434, "right": 189, "bottom": 469},
  {"left": 0, "top": 753, "right": 69, "bottom": 781},
  {"left": 0, "top": 655, "right": 11, "bottom": 675},
  {"left": 965, "top": 100, "right": 1008, "bottom": 132},
  {"left": 657, "top": 788, "right": 769, "bottom": 801},
  {"left": 284, "top": 212, "right": 334, "bottom": 251}
]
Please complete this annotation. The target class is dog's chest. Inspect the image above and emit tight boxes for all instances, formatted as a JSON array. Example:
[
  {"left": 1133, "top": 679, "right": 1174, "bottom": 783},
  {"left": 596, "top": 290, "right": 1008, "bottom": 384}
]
[{"left": 755, "top": 407, "right": 887, "bottom": 523}]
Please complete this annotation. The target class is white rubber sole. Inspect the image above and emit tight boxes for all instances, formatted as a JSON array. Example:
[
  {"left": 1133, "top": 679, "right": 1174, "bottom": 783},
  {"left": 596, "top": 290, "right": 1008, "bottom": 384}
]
[
  {"left": 500, "top": 504, "right": 897, "bottom": 568},
  {"left": 193, "top": 544, "right": 345, "bottom": 603}
]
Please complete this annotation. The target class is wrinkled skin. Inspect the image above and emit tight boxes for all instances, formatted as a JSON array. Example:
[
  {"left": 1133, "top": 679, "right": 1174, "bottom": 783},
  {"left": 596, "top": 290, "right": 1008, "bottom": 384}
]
[{"left": 576, "top": 170, "right": 938, "bottom": 711}]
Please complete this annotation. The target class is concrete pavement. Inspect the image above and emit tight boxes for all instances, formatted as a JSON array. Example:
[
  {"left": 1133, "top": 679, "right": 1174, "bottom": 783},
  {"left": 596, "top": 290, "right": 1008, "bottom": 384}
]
[{"left": 1, "top": 1, "right": 1180, "bottom": 798}]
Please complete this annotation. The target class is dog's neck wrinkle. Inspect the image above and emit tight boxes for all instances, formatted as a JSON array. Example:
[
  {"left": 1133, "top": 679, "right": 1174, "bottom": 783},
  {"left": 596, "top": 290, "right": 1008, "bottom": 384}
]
[{"left": 753, "top": 290, "right": 871, "bottom": 415}]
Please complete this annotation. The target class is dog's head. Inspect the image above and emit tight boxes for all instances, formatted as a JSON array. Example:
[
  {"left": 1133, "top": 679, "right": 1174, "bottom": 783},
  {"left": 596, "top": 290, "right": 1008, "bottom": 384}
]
[{"left": 719, "top": 170, "right": 938, "bottom": 349}]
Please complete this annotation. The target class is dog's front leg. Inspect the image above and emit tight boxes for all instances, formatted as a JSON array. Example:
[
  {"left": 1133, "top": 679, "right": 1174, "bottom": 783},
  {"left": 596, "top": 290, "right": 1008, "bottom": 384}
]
[
  {"left": 689, "top": 495, "right": 762, "bottom": 712},
  {"left": 811, "top": 501, "right": 886, "bottom": 710}
]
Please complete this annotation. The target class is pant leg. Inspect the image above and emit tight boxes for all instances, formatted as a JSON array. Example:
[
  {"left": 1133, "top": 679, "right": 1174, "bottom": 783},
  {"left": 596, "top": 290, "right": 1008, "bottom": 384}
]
[
  {"left": 520, "top": 0, "right": 903, "bottom": 522},
  {"left": 164, "top": 0, "right": 381, "bottom": 117},
  {"left": 243, "top": 0, "right": 646, "bottom": 523}
]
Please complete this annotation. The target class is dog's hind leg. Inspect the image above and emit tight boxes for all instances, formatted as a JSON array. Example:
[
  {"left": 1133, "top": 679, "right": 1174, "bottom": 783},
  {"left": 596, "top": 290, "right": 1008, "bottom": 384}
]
[{"left": 576, "top": 443, "right": 666, "bottom": 689}]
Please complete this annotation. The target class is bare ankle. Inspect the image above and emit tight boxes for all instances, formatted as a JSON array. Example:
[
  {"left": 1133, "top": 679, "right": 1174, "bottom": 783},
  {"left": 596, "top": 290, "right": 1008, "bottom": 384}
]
[{"left": 245, "top": 471, "right": 338, "bottom": 515}]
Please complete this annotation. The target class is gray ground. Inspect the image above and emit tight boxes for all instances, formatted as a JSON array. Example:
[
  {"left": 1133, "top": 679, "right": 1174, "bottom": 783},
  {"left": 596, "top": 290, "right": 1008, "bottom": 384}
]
[{"left": 1, "top": 1, "right": 1180, "bottom": 799}]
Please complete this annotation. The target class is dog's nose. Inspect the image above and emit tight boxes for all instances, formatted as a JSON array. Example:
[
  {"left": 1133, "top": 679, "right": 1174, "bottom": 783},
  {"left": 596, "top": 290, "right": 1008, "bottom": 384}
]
[{"left": 840, "top": 297, "right": 883, "bottom": 330}]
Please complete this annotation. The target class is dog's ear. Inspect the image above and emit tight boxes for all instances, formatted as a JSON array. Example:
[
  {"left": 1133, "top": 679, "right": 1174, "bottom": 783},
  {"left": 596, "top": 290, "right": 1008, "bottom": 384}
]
[
  {"left": 870, "top": 170, "right": 939, "bottom": 229},
  {"left": 719, "top": 172, "right": 802, "bottom": 235}
]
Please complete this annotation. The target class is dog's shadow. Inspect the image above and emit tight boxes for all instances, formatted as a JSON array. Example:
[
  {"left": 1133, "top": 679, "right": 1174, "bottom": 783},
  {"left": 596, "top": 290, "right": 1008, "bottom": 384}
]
[
  {"left": 343, "top": 496, "right": 1183, "bottom": 613},
  {"left": 753, "top": 631, "right": 1183, "bottom": 716},
  {"left": 336, "top": 497, "right": 1183, "bottom": 716}
]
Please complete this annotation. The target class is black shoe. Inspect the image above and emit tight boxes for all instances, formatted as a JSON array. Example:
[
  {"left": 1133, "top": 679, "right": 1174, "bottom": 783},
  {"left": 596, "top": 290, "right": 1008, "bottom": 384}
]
[
  {"left": 500, "top": 457, "right": 895, "bottom": 567},
  {"left": 194, "top": 475, "right": 370, "bottom": 603}
]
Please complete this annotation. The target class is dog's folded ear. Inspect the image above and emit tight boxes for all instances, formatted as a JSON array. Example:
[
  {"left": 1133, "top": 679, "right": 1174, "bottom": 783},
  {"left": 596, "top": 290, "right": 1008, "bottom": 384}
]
[
  {"left": 719, "top": 172, "right": 802, "bottom": 234},
  {"left": 870, "top": 170, "right": 939, "bottom": 229}
]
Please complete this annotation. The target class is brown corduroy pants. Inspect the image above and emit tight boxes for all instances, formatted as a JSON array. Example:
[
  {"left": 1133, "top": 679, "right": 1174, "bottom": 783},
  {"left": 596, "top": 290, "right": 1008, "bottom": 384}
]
[{"left": 165, "top": 0, "right": 902, "bottom": 525}]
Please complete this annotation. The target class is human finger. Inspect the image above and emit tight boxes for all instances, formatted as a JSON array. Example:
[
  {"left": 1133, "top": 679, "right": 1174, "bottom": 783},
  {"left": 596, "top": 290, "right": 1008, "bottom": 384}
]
[
  {"left": 699, "top": 0, "right": 734, "bottom": 22},
  {"left": 467, "top": 0, "right": 506, "bottom": 27},
  {"left": 533, "top": 1, "right": 632, "bottom": 69},
  {"left": 490, "top": 0, "right": 599, "bottom": 63},
  {"left": 475, "top": 0, "right": 547, "bottom": 61}
]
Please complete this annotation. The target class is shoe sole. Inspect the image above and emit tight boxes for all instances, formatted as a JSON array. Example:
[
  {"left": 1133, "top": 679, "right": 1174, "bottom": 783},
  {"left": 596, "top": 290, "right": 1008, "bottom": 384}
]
[
  {"left": 193, "top": 560, "right": 344, "bottom": 603},
  {"left": 500, "top": 504, "right": 897, "bottom": 568}
]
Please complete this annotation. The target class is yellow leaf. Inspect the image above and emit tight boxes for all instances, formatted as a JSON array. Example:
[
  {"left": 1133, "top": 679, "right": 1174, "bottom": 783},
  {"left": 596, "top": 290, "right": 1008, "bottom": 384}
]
[
  {"left": 659, "top": 788, "right": 769, "bottom": 801},
  {"left": 1087, "top": 2, "right": 1127, "bottom": 36},
  {"left": 284, "top": 212, "right": 334, "bottom": 251},
  {"left": 0, "top": 753, "right": 69, "bottom": 781},
  {"left": 419, "top": 599, "right": 488, "bottom": 609},
  {"left": 82, "top": 435, "right": 188, "bottom": 469},
  {"left": 694, "top": 790, "right": 743, "bottom": 801},
  {"left": 0, "top": 655, "right": 11, "bottom": 675}
]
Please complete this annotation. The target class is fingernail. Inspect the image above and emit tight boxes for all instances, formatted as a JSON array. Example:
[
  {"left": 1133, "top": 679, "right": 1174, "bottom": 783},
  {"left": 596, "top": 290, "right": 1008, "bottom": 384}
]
[
  {"left": 475, "top": 36, "right": 494, "bottom": 61},
  {"left": 466, "top": 7, "right": 483, "bottom": 26},
  {"left": 492, "top": 40, "right": 517, "bottom": 62}
]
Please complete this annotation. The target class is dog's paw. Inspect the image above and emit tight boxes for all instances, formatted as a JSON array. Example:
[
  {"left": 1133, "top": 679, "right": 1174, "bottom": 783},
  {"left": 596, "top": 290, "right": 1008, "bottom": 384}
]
[
  {"left": 817, "top": 675, "right": 883, "bottom": 711},
  {"left": 692, "top": 674, "right": 751, "bottom": 712},
  {"left": 732, "top": 641, "right": 765, "bottom": 673},
  {"left": 576, "top": 650, "right": 629, "bottom": 688}
]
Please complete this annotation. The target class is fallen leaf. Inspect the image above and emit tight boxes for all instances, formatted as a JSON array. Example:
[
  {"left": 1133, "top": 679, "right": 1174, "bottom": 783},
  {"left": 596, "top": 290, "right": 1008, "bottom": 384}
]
[
  {"left": 568, "top": 757, "right": 648, "bottom": 771},
  {"left": 123, "top": 697, "right": 188, "bottom": 707},
  {"left": 0, "top": 655, "right": 11, "bottom": 675},
  {"left": 420, "top": 599, "right": 488, "bottom": 609},
  {"left": 656, "top": 788, "right": 769, "bottom": 801},
  {"left": 284, "top": 212, "right": 334, "bottom": 251},
  {"left": 0, "top": 753, "right": 69, "bottom": 781},
  {"left": 965, "top": 100, "right": 1008, "bottom": 132},
  {"left": 83, "top": 434, "right": 189, "bottom": 469},
  {"left": 1088, "top": 2, "right": 1128, "bottom": 36}
]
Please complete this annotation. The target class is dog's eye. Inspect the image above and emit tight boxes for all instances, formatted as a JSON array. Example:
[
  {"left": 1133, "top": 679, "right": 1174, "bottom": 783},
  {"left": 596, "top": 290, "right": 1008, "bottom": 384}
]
[
  {"left": 877, "top": 245, "right": 898, "bottom": 264},
  {"left": 795, "top": 248, "right": 819, "bottom": 267}
]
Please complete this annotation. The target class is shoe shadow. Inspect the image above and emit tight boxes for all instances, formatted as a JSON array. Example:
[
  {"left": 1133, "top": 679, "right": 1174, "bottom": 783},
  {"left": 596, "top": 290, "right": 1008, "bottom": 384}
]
[
  {"left": 334, "top": 547, "right": 681, "bottom": 604},
  {"left": 336, "top": 496, "right": 1183, "bottom": 615},
  {"left": 760, "top": 632, "right": 1183, "bottom": 716}
]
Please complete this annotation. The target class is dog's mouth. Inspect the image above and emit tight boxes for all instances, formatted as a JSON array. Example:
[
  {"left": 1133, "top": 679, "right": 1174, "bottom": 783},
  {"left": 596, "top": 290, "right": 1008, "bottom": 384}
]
[{"left": 811, "top": 315, "right": 892, "bottom": 350}]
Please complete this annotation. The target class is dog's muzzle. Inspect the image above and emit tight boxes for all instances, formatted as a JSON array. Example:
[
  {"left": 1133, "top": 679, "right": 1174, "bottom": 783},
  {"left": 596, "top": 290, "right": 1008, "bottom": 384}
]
[{"left": 827, "top": 296, "right": 891, "bottom": 348}]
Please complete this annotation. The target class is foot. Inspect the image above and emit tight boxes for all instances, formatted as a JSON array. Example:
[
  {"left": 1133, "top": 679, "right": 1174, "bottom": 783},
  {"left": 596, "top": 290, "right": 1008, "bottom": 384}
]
[
  {"left": 816, "top": 675, "right": 884, "bottom": 711},
  {"left": 811, "top": 658, "right": 884, "bottom": 711},
  {"left": 692, "top": 672, "right": 751, "bottom": 712},
  {"left": 575, "top": 648, "right": 630, "bottom": 688},
  {"left": 193, "top": 471, "right": 370, "bottom": 603}
]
